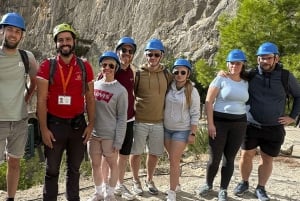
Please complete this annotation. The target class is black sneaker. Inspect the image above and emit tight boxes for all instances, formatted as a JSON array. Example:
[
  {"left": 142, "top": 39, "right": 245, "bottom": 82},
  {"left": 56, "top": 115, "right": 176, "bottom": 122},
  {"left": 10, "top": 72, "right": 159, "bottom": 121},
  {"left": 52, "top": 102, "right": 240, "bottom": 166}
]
[
  {"left": 233, "top": 181, "right": 249, "bottom": 196},
  {"left": 255, "top": 187, "right": 270, "bottom": 201}
]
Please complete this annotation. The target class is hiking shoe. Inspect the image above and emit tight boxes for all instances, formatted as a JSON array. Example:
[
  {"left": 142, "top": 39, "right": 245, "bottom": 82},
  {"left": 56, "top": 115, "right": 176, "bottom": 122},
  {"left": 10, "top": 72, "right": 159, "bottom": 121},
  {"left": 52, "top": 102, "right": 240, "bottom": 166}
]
[
  {"left": 255, "top": 187, "right": 270, "bottom": 201},
  {"left": 198, "top": 184, "right": 212, "bottom": 196},
  {"left": 166, "top": 190, "right": 176, "bottom": 201},
  {"left": 132, "top": 180, "right": 143, "bottom": 195},
  {"left": 233, "top": 181, "right": 249, "bottom": 196},
  {"left": 114, "top": 184, "right": 135, "bottom": 200},
  {"left": 145, "top": 180, "right": 159, "bottom": 195},
  {"left": 164, "top": 184, "right": 181, "bottom": 195},
  {"left": 87, "top": 192, "right": 104, "bottom": 201},
  {"left": 218, "top": 189, "right": 228, "bottom": 201}
]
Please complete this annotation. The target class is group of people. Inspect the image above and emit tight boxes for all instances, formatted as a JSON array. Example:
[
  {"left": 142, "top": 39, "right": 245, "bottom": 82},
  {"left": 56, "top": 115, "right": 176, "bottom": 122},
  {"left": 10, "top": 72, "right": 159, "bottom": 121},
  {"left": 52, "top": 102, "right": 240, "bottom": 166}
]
[
  {"left": 1, "top": 11, "right": 300, "bottom": 201},
  {"left": 0, "top": 12, "right": 201, "bottom": 201},
  {"left": 198, "top": 45, "right": 300, "bottom": 201}
]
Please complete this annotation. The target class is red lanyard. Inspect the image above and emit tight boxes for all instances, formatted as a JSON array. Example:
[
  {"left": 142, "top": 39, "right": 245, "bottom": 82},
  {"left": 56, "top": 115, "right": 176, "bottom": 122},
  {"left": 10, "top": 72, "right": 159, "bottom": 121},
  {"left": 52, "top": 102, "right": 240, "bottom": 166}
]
[{"left": 58, "top": 63, "right": 74, "bottom": 94}]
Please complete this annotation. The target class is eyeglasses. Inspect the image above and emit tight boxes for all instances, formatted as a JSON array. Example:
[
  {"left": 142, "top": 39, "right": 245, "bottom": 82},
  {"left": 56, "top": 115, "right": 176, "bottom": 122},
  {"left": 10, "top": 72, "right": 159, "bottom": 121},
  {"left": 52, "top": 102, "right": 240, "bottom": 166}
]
[
  {"left": 121, "top": 48, "right": 134, "bottom": 55},
  {"left": 146, "top": 53, "right": 161, "bottom": 58},
  {"left": 173, "top": 71, "right": 187, "bottom": 75},
  {"left": 259, "top": 56, "right": 275, "bottom": 61},
  {"left": 101, "top": 63, "right": 115, "bottom": 69}
]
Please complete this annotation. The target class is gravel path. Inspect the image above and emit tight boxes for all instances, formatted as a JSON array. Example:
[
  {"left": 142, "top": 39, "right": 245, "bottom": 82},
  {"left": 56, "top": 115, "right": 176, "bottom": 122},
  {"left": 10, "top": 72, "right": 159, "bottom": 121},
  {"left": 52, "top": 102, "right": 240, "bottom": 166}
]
[{"left": 1, "top": 126, "right": 299, "bottom": 201}]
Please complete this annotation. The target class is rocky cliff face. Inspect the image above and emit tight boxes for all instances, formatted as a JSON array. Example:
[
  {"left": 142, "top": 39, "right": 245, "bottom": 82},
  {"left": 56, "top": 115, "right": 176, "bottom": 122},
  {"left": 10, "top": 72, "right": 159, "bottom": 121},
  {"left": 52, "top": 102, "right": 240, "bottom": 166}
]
[{"left": 1, "top": 0, "right": 237, "bottom": 66}]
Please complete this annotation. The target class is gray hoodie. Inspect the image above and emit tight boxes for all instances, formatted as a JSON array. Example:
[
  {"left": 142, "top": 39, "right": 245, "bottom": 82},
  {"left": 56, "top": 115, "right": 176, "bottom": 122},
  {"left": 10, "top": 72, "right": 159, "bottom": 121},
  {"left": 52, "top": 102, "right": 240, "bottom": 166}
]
[{"left": 164, "top": 81, "right": 201, "bottom": 131}]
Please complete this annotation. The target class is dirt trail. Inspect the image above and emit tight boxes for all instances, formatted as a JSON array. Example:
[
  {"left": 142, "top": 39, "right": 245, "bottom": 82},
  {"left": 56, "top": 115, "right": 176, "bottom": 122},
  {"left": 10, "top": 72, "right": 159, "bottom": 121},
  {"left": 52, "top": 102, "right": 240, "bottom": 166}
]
[{"left": 0, "top": 127, "right": 299, "bottom": 201}]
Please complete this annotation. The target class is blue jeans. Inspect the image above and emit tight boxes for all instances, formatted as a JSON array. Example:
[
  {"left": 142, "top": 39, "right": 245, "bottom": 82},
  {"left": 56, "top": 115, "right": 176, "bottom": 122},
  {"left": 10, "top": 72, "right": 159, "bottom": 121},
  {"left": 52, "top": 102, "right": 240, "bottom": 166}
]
[{"left": 43, "top": 114, "right": 86, "bottom": 201}]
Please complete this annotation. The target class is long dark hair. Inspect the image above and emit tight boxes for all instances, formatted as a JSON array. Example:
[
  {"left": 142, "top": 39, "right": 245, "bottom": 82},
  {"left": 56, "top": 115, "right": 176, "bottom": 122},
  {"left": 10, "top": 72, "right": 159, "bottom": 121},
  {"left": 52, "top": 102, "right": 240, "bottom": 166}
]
[{"left": 240, "top": 64, "right": 249, "bottom": 81}]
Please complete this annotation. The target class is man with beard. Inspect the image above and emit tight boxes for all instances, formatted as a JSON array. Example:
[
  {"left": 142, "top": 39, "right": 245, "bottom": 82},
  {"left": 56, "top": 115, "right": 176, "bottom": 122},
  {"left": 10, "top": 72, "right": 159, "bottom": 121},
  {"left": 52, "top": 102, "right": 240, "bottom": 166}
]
[
  {"left": 0, "top": 12, "right": 38, "bottom": 201},
  {"left": 36, "top": 23, "right": 95, "bottom": 201},
  {"left": 233, "top": 42, "right": 300, "bottom": 201},
  {"left": 130, "top": 38, "right": 172, "bottom": 196}
]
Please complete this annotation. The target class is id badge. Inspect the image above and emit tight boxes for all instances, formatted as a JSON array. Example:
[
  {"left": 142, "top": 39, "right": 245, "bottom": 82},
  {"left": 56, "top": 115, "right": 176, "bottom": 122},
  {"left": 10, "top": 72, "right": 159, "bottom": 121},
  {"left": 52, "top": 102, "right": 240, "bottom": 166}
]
[{"left": 58, "top": 95, "right": 71, "bottom": 105}]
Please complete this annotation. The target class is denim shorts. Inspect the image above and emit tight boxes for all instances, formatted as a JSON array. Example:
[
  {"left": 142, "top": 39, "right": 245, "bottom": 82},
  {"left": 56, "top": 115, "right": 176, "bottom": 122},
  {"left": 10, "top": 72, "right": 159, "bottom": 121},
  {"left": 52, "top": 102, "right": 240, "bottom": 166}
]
[
  {"left": 131, "top": 122, "right": 164, "bottom": 156},
  {"left": 0, "top": 118, "right": 28, "bottom": 161},
  {"left": 164, "top": 128, "right": 190, "bottom": 142}
]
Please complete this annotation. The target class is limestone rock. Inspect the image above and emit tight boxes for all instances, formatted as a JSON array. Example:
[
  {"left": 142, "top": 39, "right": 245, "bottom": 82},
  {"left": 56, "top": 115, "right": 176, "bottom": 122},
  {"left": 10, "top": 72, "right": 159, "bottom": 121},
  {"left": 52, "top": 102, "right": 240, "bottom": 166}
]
[{"left": 0, "top": 0, "right": 238, "bottom": 67}]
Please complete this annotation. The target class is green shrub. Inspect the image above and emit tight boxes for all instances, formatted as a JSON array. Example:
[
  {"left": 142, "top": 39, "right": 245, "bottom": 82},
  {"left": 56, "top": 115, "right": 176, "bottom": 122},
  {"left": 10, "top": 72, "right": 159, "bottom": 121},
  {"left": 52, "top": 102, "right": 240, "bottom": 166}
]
[
  {"left": 0, "top": 153, "right": 45, "bottom": 191},
  {"left": 187, "top": 125, "right": 209, "bottom": 158}
]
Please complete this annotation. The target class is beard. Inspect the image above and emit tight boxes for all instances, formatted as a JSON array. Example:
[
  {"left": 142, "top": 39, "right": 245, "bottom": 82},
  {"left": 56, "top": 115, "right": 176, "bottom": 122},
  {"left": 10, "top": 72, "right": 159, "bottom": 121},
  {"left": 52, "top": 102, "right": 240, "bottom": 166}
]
[
  {"left": 57, "top": 44, "right": 75, "bottom": 57},
  {"left": 260, "top": 63, "right": 275, "bottom": 72},
  {"left": 3, "top": 38, "right": 19, "bottom": 49}
]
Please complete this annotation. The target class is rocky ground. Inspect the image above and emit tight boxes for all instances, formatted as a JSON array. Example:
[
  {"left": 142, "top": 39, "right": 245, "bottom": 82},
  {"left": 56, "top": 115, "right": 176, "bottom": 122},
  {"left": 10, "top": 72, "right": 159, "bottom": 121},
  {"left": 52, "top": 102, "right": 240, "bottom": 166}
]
[{"left": 1, "top": 126, "right": 299, "bottom": 201}]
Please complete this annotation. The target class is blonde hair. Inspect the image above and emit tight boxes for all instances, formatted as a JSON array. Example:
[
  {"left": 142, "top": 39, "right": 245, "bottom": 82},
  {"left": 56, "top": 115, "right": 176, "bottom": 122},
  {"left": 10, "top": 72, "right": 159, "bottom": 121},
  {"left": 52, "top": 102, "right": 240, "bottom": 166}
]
[{"left": 184, "top": 80, "right": 193, "bottom": 108}]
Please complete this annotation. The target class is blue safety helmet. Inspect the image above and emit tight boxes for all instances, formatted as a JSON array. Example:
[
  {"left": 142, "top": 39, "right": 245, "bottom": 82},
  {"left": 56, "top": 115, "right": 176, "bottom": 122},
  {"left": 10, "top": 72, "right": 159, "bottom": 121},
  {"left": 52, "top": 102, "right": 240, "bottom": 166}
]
[
  {"left": 172, "top": 58, "right": 192, "bottom": 71},
  {"left": 145, "top": 38, "right": 164, "bottom": 53},
  {"left": 116, "top": 37, "right": 136, "bottom": 52},
  {"left": 98, "top": 51, "right": 121, "bottom": 71},
  {"left": 256, "top": 42, "right": 279, "bottom": 55},
  {"left": 0, "top": 12, "right": 26, "bottom": 31},
  {"left": 226, "top": 49, "right": 247, "bottom": 62}
]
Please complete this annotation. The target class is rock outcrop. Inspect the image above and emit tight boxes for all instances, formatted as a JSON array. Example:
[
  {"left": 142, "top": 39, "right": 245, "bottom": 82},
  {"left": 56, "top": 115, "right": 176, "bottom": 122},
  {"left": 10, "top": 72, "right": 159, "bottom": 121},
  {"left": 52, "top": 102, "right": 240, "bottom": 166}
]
[{"left": 0, "top": 0, "right": 237, "bottom": 67}]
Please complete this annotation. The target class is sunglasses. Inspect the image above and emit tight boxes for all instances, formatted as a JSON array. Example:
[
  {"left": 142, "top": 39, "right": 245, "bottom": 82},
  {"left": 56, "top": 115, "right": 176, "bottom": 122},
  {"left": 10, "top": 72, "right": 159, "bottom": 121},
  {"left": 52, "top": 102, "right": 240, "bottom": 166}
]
[
  {"left": 101, "top": 63, "right": 115, "bottom": 69},
  {"left": 146, "top": 53, "right": 161, "bottom": 58},
  {"left": 121, "top": 48, "right": 134, "bottom": 55},
  {"left": 173, "top": 71, "right": 187, "bottom": 75}
]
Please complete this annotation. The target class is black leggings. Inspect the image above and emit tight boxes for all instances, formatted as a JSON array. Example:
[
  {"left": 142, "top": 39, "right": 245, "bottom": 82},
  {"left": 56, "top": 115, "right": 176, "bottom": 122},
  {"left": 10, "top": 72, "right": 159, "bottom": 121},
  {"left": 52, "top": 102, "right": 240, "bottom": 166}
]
[{"left": 206, "top": 120, "right": 247, "bottom": 189}]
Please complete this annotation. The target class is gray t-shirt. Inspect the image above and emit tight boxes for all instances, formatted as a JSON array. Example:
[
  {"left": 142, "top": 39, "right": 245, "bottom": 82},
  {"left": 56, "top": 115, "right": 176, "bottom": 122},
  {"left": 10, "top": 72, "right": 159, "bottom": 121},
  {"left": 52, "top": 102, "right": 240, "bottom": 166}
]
[{"left": 0, "top": 48, "right": 37, "bottom": 121}]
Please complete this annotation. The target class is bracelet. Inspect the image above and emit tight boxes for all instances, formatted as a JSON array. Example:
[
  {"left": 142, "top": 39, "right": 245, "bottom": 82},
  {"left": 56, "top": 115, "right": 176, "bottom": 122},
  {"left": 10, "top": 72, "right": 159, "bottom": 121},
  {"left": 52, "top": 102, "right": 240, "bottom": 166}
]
[{"left": 190, "top": 133, "right": 196, "bottom": 136}]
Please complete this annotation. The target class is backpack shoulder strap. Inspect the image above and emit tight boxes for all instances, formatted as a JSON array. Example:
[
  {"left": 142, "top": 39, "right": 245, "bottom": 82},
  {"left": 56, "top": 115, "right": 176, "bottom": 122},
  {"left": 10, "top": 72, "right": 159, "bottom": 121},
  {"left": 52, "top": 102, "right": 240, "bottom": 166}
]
[
  {"left": 48, "top": 57, "right": 87, "bottom": 96},
  {"left": 76, "top": 57, "right": 88, "bottom": 96},
  {"left": 134, "top": 68, "right": 170, "bottom": 95},
  {"left": 134, "top": 70, "right": 141, "bottom": 95},
  {"left": 281, "top": 68, "right": 291, "bottom": 108},
  {"left": 19, "top": 49, "right": 29, "bottom": 73},
  {"left": 163, "top": 68, "right": 169, "bottom": 82},
  {"left": 19, "top": 49, "right": 30, "bottom": 92},
  {"left": 281, "top": 69, "right": 290, "bottom": 95},
  {"left": 49, "top": 58, "right": 57, "bottom": 85},
  {"left": 163, "top": 68, "right": 172, "bottom": 91}
]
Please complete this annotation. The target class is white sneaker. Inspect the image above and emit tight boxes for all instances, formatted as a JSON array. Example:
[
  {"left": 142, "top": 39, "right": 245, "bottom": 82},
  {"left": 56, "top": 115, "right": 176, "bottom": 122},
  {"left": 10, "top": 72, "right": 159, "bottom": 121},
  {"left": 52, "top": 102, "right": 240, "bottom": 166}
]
[
  {"left": 87, "top": 192, "right": 104, "bottom": 201},
  {"left": 114, "top": 184, "right": 135, "bottom": 200},
  {"left": 166, "top": 190, "right": 176, "bottom": 201},
  {"left": 165, "top": 184, "right": 181, "bottom": 195},
  {"left": 104, "top": 194, "right": 116, "bottom": 201},
  {"left": 104, "top": 185, "right": 116, "bottom": 201},
  {"left": 132, "top": 180, "right": 143, "bottom": 195}
]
